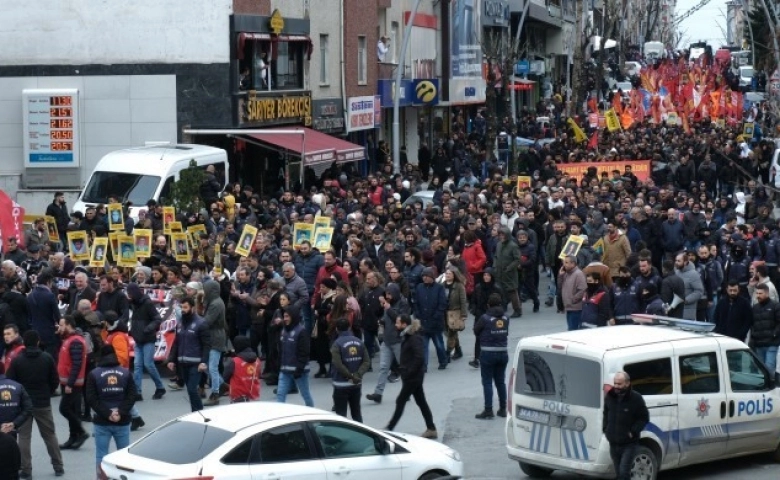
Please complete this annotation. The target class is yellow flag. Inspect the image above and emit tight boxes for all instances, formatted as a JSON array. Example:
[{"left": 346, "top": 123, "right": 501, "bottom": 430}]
[
  {"left": 605, "top": 108, "right": 621, "bottom": 132},
  {"left": 567, "top": 117, "right": 587, "bottom": 143}
]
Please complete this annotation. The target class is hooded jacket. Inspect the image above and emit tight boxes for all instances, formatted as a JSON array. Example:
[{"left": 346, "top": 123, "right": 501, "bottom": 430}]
[
  {"left": 383, "top": 283, "right": 410, "bottom": 346},
  {"left": 675, "top": 261, "right": 705, "bottom": 320},
  {"left": 398, "top": 321, "right": 425, "bottom": 383},
  {"left": 494, "top": 226, "right": 520, "bottom": 291},
  {"left": 603, "top": 386, "right": 649, "bottom": 445},
  {"left": 279, "top": 305, "right": 311, "bottom": 375},
  {"left": 413, "top": 270, "right": 447, "bottom": 333},
  {"left": 6, "top": 346, "right": 59, "bottom": 408},
  {"left": 127, "top": 283, "right": 163, "bottom": 345},
  {"left": 202, "top": 281, "right": 228, "bottom": 352}
]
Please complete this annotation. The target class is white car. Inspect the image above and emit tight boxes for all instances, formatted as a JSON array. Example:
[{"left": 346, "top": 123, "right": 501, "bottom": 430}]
[{"left": 102, "top": 403, "right": 463, "bottom": 480}]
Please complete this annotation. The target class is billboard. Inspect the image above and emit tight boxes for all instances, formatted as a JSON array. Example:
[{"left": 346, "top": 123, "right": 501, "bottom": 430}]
[{"left": 451, "top": 0, "right": 481, "bottom": 79}]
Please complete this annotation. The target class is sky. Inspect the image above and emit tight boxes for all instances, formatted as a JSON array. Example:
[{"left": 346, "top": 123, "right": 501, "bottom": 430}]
[{"left": 676, "top": 0, "right": 729, "bottom": 48}]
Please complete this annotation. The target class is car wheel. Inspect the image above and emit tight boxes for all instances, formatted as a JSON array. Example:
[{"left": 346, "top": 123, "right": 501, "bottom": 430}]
[
  {"left": 771, "top": 441, "right": 780, "bottom": 462},
  {"left": 630, "top": 445, "right": 658, "bottom": 480},
  {"left": 418, "top": 471, "right": 447, "bottom": 480},
  {"left": 518, "top": 462, "right": 553, "bottom": 478}
]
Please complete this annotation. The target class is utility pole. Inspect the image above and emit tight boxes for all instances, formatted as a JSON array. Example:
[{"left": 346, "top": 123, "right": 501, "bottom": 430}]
[
  {"left": 392, "top": 0, "right": 422, "bottom": 174},
  {"left": 571, "top": 0, "right": 585, "bottom": 117},
  {"left": 510, "top": 0, "right": 532, "bottom": 122}
]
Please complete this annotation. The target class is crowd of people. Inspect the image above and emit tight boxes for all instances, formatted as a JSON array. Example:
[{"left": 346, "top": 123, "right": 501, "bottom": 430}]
[{"left": 0, "top": 111, "right": 779, "bottom": 478}]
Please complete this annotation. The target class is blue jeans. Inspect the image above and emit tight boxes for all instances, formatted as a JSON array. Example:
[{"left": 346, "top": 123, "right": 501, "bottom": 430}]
[
  {"left": 754, "top": 346, "right": 779, "bottom": 373},
  {"left": 373, "top": 342, "right": 401, "bottom": 395},
  {"left": 133, "top": 342, "right": 164, "bottom": 395},
  {"left": 276, "top": 371, "right": 314, "bottom": 407},
  {"left": 208, "top": 349, "right": 223, "bottom": 395},
  {"left": 566, "top": 311, "right": 582, "bottom": 331},
  {"left": 480, "top": 350, "right": 508, "bottom": 410},
  {"left": 422, "top": 331, "right": 448, "bottom": 368},
  {"left": 610, "top": 443, "right": 637, "bottom": 480},
  {"left": 94, "top": 423, "right": 130, "bottom": 469},
  {"left": 182, "top": 364, "right": 204, "bottom": 411}
]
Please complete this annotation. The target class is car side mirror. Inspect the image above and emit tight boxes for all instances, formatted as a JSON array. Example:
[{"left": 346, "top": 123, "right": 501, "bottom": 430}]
[{"left": 380, "top": 439, "right": 395, "bottom": 455}]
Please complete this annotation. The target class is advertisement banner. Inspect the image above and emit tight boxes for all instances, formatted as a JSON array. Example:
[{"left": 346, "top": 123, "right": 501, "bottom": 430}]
[
  {"left": 557, "top": 160, "right": 652, "bottom": 182},
  {"left": 451, "top": 0, "right": 482, "bottom": 79},
  {"left": 0, "top": 190, "right": 26, "bottom": 248},
  {"left": 346, "top": 96, "right": 379, "bottom": 132}
]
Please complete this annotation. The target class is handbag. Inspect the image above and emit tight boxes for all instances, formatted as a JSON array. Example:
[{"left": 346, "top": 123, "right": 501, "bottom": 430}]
[{"left": 447, "top": 310, "right": 466, "bottom": 331}]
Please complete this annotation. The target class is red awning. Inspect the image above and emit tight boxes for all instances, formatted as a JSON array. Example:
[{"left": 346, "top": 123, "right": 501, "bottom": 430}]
[{"left": 243, "top": 127, "right": 365, "bottom": 166}]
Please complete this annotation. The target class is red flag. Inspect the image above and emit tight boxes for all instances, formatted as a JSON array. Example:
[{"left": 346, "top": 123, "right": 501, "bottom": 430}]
[
  {"left": 0, "top": 190, "right": 25, "bottom": 248},
  {"left": 588, "top": 96, "right": 598, "bottom": 114},
  {"left": 587, "top": 131, "right": 598, "bottom": 150}
]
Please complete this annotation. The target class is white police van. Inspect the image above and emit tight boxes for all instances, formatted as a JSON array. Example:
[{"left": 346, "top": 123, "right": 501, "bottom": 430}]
[{"left": 506, "top": 316, "right": 780, "bottom": 479}]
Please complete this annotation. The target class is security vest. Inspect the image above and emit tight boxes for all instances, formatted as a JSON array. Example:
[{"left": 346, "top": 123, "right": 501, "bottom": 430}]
[
  {"left": 611, "top": 283, "right": 639, "bottom": 321},
  {"left": 332, "top": 332, "right": 365, "bottom": 388},
  {"left": 58, "top": 333, "right": 87, "bottom": 387},
  {"left": 90, "top": 366, "right": 131, "bottom": 411},
  {"left": 0, "top": 376, "right": 23, "bottom": 424},
  {"left": 478, "top": 315, "right": 509, "bottom": 351},
  {"left": 280, "top": 323, "right": 308, "bottom": 373},
  {"left": 229, "top": 357, "right": 261, "bottom": 400}
]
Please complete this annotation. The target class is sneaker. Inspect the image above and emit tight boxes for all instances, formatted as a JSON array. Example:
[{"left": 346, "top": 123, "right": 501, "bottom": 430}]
[
  {"left": 452, "top": 348, "right": 463, "bottom": 360},
  {"left": 134, "top": 394, "right": 143, "bottom": 402},
  {"left": 168, "top": 381, "right": 183, "bottom": 390},
  {"left": 421, "top": 428, "right": 438, "bottom": 439},
  {"left": 152, "top": 388, "right": 166, "bottom": 400},
  {"left": 366, "top": 393, "right": 382, "bottom": 404},
  {"left": 387, "top": 373, "right": 400, "bottom": 383},
  {"left": 510, "top": 311, "right": 523, "bottom": 319},
  {"left": 496, "top": 407, "right": 507, "bottom": 418},
  {"left": 545, "top": 298, "right": 554, "bottom": 307},
  {"left": 70, "top": 431, "right": 90, "bottom": 450},
  {"left": 59, "top": 436, "right": 76, "bottom": 449},
  {"left": 131, "top": 416, "right": 145, "bottom": 431},
  {"left": 468, "top": 359, "right": 480, "bottom": 369},
  {"left": 205, "top": 393, "right": 220, "bottom": 406},
  {"left": 475, "top": 409, "right": 495, "bottom": 419},
  {"left": 55, "top": 469, "right": 65, "bottom": 477}
]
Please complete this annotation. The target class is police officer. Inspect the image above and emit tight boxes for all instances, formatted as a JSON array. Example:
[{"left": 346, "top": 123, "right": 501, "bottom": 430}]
[
  {"left": 0, "top": 362, "right": 33, "bottom": 438},
  {"left": 474, "top": 293, "right": 509, "bottom": 419},
  {"left": 85, "top": 344, "right": 136, "bottom": 476},
  {"left": 609, "top": 267, "right": 639, "bottom": 325},
  {"left": 330, "top": 317, "right": 370, "bottom": 422}
]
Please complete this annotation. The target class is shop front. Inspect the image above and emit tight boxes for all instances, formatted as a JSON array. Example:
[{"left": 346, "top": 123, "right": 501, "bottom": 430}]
[{"left": 345, "top": 95, "right": 381, "bottom": 174}]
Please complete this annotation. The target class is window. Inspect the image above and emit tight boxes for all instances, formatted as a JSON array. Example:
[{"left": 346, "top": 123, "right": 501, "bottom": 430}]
[
  {"left": 679, "top": 352, "right": 720, "bottom": 394},
  {"left": 82, "top": 172, "right": 161, "bottom": 206},
  {"left": 246, "top": 40, "right": 306, "bottom": 91},
  {"left": 391, "top": 22, "right": 399, "bottom": 62},
  {"left": 311, "top": 421, "right": 384, "bottom": 458},
  {"left": 319, "top": 34, "right": 329, "bottom": 85},
  {"left": 258, "top": 423, "right": 314, "bottom": 463},
  {"left": 128, "top": 420, "right": 234, "bottom": 465},
  {"left": 358, "top": 36, "right": 367, "bottom": 84},
  {"left": 516, "top": 350, "right": 602, "bottom": 408},
  {"left": 727, "top": 350, "right": 772, "bottom": 392},
  {"left": 222, "top": 438, "right": 254, "bottom": 465},
  {"left": 624, "top": 358, "right": 674, "bottom": 395}
]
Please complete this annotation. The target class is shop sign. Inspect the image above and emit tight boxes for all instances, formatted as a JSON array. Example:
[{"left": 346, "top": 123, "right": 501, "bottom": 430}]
[
  {"left": 311, "top": 98, "right": 345, "bottom": 133},
  {"left": 377, "top": 79, "right": 413, "bottom": 108},
  {"left": 482, "top": 0, "right": 509, "bottom": 26},
  {"left": 269, "top": 9, "right": 285, "bottom": 34},
  {"left": 346, "top": 96, "right": 381, "bottom": 132},
  {"left": 238, "top": 92, "right": 312, "bottom": 127}
]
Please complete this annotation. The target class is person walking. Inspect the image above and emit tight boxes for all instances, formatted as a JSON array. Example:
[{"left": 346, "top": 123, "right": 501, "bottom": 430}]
[
  {"left": 494, "top": 226, "right": 523, "bottom": 318},
  {"left": 222, "top": 336, "right": 261, "bottom": 403},
  {"left": 413, "top": 268, "right": 449, "bottom": 370},
  {"left": 603, "top": 371, "right": 649, "bottom": 480},
  {"left": 750, "top": 283, "right": 780, "bottom": 373},
  {"left": 6, "top": 330, "right": 64, "bottom": 478},
  {"left": 276, "top": 304, "right": 315, "bottom": 407},
  {"left": 474, "top": 293, "right": 509, "bottom": 419},
  {"left": 714, "top": 281, "right": 754, "bottom": 342},
  {"left": 581, "top": 272, "right": 612, "bottom": 328},
  {"left": 366, "top": 283, "right": 409, "bottom": 403},
  {"left": 166, "top": 297, "right": 210, "bottom": 412},
  {"left": 56, "top": 316, "right": 89, "bottom": 450},
  {"left": 441, "top": 266, "right": 468, "bottom": 361},
  {"left": 330, "top": 317, "right": 370, "bottom": 422},
  {"left": 126, "top": 283, "right": 166, "bottom": 401},
  {"left": 27, "top": 272, "right": 60, "bottom": 363},
  {"left": 85, "top": 344, "right": 136, "bottom": 477},
  {"left": 558, "top": 255, "right": 587, "bottom": 330},
  {"left": 385, "top": 314, "right": 437, "bottom": 439},
  {"left": 202, "top": 281, "right": 228, "bottom": 406}
]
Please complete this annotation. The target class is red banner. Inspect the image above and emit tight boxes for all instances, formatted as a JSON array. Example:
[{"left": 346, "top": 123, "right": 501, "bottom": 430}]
[
  {"left": 557, "top": 160, "right": 652, "bottom": 182},
  {"left": 0, "top": 190, "right": 25, "bottom": 248}
]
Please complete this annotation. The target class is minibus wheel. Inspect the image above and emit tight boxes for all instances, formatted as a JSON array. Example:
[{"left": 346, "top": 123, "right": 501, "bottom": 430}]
[{"left": 518, "top": 462, "right": 553, "bottom": 478}]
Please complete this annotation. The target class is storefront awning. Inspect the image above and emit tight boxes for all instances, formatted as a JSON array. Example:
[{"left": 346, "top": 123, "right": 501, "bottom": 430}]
[{"left": 241, "top": 127, "right": 365, "bottom": 166}]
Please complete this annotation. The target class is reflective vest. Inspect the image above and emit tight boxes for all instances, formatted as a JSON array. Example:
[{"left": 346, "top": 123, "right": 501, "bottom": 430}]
[
  {"left": 90, "top": 366, "right": 131, "bottom": 411},
  {"left": 280, "top": 324, "right": 307, "bottom": 373},
  {"left": 58, "top": 334, "right": 87, "bottom": 386},
  {"left": 229, "top": 357, "right": 261, "bottom": 400},
  {"left": 332, "top": 333, "right": 365, "bottom": 387}
]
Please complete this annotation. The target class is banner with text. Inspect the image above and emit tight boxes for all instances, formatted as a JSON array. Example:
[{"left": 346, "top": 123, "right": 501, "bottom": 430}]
[{"left": 557, "top": 160, "right": 651, "bottom": 182}]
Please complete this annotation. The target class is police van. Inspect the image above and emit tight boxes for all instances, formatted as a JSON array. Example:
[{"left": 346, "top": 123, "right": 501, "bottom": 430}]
[{"left": 505, "top": 317, "right": 780, "bottom": 479}]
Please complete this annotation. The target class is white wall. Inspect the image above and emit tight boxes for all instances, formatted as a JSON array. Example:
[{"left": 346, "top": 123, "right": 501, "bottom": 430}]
[
  {"left": 306, "top": 0, "right": 342, "bottom": 101},
  {"left": 0, "top": 75, "right": 178, "bottom": 186},
  {"left": 1, "top": 0, "right": 231, "bottom": 65}
]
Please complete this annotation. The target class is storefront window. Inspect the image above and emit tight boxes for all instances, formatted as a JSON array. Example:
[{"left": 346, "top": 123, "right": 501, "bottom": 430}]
[{"left": 242, "top": 40, "right": 306, "bottom": 91}]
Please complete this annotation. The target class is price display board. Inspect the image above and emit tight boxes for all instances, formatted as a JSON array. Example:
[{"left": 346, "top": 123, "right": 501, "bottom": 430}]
[{"left": 23, "top": 89, "right": 80, "bottom": 168}]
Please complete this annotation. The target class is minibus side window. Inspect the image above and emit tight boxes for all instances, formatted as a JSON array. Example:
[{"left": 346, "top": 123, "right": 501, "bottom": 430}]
[
  {"left": 726, "top": 350, "right": 772, "bottom": 392},
  {"left": 679, "top": 352, "right": 720, "bottom": 394},
  {"left": 518, "top": 350, "right": 601, "bottom": 408},
  {"left": 623, "top": 358, "right": 673, "bottom": 395}
]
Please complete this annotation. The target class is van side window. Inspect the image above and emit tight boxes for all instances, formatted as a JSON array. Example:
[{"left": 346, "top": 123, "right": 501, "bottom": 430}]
[
  {"left": 623, "top": 358, "right": 673, "bottom": 395},
  {"left": 726, "top": 350, "right": 772, "bottom": 392},
  {"left": 159, "top": 177, "right": 175, "bottom": 204},
  {"left": 679, "top": 352, "right": 720, "bottom": 394}
]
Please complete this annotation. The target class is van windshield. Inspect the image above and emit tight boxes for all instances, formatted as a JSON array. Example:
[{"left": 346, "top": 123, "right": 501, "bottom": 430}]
[
  {"left": 517, "top": 350, "right": 602, "bottom": 408},
  {"left": 81, "top": 172, "right": 161, "bottom": 205}
]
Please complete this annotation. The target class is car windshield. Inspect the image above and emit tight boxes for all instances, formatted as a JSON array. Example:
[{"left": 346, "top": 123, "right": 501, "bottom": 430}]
[
  {"left": 741, "top": 68, "right": 753, "bottom": 77},
  {"left": 128, "top": 420, "right": 234, "bottom": 465},
  {"left": 81, "top": 171, "right": 160, "bottom": 205},
  {"left": 516, "top": 350, "right": 602, "bottom": 408}
]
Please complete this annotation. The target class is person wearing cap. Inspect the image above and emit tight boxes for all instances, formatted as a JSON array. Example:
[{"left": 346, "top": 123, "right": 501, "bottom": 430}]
[{"left": 412, "top": 267, "right": 448, "bottom": 370}]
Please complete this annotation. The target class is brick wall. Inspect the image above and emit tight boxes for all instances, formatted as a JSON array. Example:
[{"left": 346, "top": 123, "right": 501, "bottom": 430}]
[
  {"left": 233, "top": 0, "right": 269, "bottom": 15},
  {"left": 343, "top": 0, "right": 378, "bottom": 99}
]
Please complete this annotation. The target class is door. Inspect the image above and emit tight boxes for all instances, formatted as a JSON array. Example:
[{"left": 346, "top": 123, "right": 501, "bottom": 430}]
[
  {"left": 675, "top": 347, "right": 728, "bottom": 466},
  {"left": 309, "top": 421, "right": 403, "bottom": 480},
  {"left": 249, "top": 423, "right": 327, "bottom": 480},
  {"left": 722, "top": 348, "right": 780, "bottom": 455}
]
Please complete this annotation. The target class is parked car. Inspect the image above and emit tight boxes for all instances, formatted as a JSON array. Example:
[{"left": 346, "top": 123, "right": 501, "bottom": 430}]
[{"left": 403, "top": 190, "right": 435, "bottom": 209}]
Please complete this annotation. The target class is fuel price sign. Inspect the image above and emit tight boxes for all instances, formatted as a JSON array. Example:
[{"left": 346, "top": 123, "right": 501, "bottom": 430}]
[{"left": 23, "top": 89, "right": 80, "bottom": 168}]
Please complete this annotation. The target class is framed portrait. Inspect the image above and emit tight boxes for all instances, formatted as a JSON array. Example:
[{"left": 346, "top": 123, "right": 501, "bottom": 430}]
[
  {"left": 187, "top": 224, "right": 207, "bottom": 248},
  {"left": 108, "top": 231, "right": 120, "bottom": 259},
  {"left": 293, "top": 223, "right": 314, "bottom": 249},
  {"left": 516, "top": 176, "right": 531, "bottom": 193},
  {"left": 172, "top": 232, "right": 191, "bottom": 262},
  {"left": 162, "top": 206, "right": 176, "bottom": 234},
  {"left": 117, "top": 234, "right": 137, "bottom": 267},
  {"left": 90, "top": 237, "right": 109, "bottom": 268},
  {"left": 169, "top": 221, "right": 183, "bottom": 233},
  {"left": 559, "top": 235, "right": 584, "bottom": 260},
  {"left": 44, "top": 215, "right": 60, "bottom": 243},
  {"left": 236, "top": 224, "right": 258, "bottom": 258},
  {"left": 313, "top": 216, "right": 331, "bottom": 235},
  {"left": 67, "top": 231, "right": 90, "bottom": 261},
  {"left": 134, "top": 229, "right": 153, "bottom": 259},
  {"left": 313, "top": 227, "right": 333, "bottom": 251},
  {"left": 107, "top": 203, "right": 125, "bottom": 231}
]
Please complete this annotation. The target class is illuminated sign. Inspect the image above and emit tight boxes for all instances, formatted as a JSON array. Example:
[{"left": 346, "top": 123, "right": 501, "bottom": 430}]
[
  {"left": 23, "top": 89, "right": 80, "bottom": 168},
  {"left": 238, "top": 92, "right": 312, "bottom": 127}
]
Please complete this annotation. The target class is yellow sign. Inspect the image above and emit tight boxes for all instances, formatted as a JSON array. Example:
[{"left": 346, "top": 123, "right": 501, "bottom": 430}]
[
  {"left": 605, "top": 109, "right": 621, "bottom": 132},
  {"left": 566, "top": 117, "right": 587, "bottom": 143},
  {"left": 415, "top": 81, "right": 437, "bottom": 103},
  {"left": 269, "top": 9, "right": 285, "bottom": 35},
  {"left": 242, "top": 93, "right": 312, "bottom": 126}
]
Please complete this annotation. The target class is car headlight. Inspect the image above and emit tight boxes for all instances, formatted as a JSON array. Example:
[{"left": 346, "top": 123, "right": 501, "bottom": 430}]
[{"left": 444, "top": 448, "right": 462, "bottom": 462}]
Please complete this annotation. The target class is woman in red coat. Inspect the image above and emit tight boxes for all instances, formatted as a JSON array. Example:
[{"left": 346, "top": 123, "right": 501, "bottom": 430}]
[{"left": 461, "top": 231, "right": 486, "bottom": 296}]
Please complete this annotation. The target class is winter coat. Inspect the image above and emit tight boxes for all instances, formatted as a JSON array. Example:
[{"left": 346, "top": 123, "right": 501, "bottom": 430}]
[
  {"left": 358, "top": 285, "right": 385, "bottom": 334},
  {"left": 127, "top": 286, "right": 163, "bottom": 345},
  {"left": 714, "top": 295, "right": 753, "bottom": 342},
  {"left": 494, "top": 231, "right": 521, "bottom": 292},
  {"left": 294, "top": 251, "right": 324, "bottom": 293},
  {"left": 398, "top": 323, "right": 426, "bottom": 383},
  {"left": 383, "top": 283, "right": 410, "bottom": 346},
  {"left": 27, "top": 285, "right": 59, "bottom": 345},
  {"left": 85, "top": 354, "right": 136, "bottom": 426},
  {"left": 750, "top": 299, "right": 780, "bottom": 348},
  {"left": 443, "top": 280, "right": 468, "bottom": 320},
  {"left": 6, "top": 347, "right": 58, "bottom": 408},
  {"left": 96, "top": 288, "right": 130, "bottom": 324},
  {"left": 168, "top": 312, "right": 211, "bottom": 365},
  {"left": 601, "top": 233, "right": 631, "bottom": 278},
  {"left": 661, "top": 219, "right": 685, "bottom": 254},
  {"left": 660, "top": 274, "right": 686, "bottom": 318},
  {"left": 284, "top": 274, "right": 310, "bottom": 309},
  {"left": 474, "top": 271, "right": 502, "bottom": 318},
  {"left": 413, "top": 281, "right": 447, "bottom": 334},
  {"left": 675, "top": 262, "right": 705, "bottom": 320},
  {"left": 558, "top": 267, "right": 587, "bottom": 312},
  {"left": 603, "top": 387, "right": 649, "bottom": 445},
  {"left": 203, "top": 281, "right": 228, "bottom": 352},
  {"left": 462, "top": 240, "right": 487, "bottom": 277}
]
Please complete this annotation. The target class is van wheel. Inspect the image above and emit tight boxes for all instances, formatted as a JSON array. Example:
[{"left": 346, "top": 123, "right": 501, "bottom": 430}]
[
  {"left": 630, "top": 445, "right": 658, "bottom": 480},
  {"left": 771, "top": 441, "right": 780, "bottom": 462},
  {"left": 519, "top": 462, "right": 553, "bottom": 478}
]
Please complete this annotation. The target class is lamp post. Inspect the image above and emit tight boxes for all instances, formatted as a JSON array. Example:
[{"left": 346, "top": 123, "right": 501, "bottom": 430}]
[{"left": 392, "top": 0, "right": 423, "bottom": 174}]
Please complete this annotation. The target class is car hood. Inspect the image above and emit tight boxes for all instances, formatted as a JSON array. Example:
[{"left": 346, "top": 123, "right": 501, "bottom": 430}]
[{"left": 384, "top": 430, "right": 462, "bottom": 460}]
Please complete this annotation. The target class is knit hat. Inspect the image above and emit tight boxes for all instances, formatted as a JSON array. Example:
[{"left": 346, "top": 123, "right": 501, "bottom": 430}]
[
  {"left": 421, "top": 267, "right": 436, "bottom": 279},
  {"left": 100, "top": 344, "right": 116, "bottom": 358},
  {"left": 125, "top": 283, "right": 143, "bottom": 303},
  {"left": 322, "top": 278, "right": 337, "bottom": 290},
  {"left": 233, "top": 335, "right": 251, "bottom": 353}
]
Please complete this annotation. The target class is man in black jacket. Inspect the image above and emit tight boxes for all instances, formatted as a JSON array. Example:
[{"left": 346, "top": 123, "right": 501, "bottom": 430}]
[
  {"left": 385, "top": 314, "right": 437, "bottom": 439},
  {"left": 7, "top": 330, "right": 64, "bottom": 478},
  {"left": 45, "top": 192, "right": 70, "bottom": 248},
  {"left": 166, "top": 297, "right": 210, "bottom": 412},
  {"left": 714, "top": 282, "right": 753, "bottom": 341},
  {"left": 750, "top": 283, "right": 780, "bottom": 373},
  {"left": 126, "top": 282, "right": 165, "bottom": 401},
  {"left": 603, "top": 371, "right": 649, "bottom": 480},
  {"left": 27, "top": 272, "right": 60, "bottom": 362},
  {"left": 96, "top": 275, "right": 129, "bottom": 324}
]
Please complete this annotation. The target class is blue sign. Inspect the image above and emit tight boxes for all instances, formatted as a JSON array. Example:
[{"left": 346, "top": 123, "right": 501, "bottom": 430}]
[
  {"left": 29, "top": 153, "right": 73, "bottom": 163},
  {"left": 377, "top": 79, "right": 413, "bottom": 108},
  {"left": 411, "top": 79, "right": 439, "bottom": 105},
  {"left": 464, "top": 87, "right": 476, "bottom": 97},
  {"left": 515, "top": 60, "right": 530, "bottom": 75}
]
